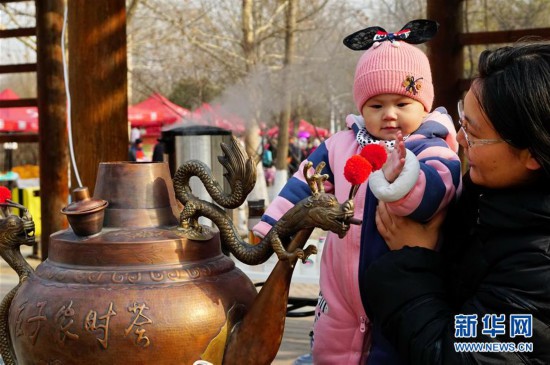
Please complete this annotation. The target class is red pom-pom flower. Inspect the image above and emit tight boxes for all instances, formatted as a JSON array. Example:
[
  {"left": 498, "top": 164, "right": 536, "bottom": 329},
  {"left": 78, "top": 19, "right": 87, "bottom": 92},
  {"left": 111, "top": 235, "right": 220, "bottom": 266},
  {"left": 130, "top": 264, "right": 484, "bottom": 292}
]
[
  {"left": 359, "top": 144, "right": 387, "bottom": 171},
  {"left": 344, "top": 155, "right": 373, "bottom": 185},
  {"left": 0, "top": 186, "right": 11, "bottom": 203}
]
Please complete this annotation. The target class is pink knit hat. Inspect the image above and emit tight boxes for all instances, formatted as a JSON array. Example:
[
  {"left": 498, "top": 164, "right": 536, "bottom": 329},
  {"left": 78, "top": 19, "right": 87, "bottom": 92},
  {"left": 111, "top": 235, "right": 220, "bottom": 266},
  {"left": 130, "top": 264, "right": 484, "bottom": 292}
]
[{"left": 353, "top": 41, "right": 434, "bottom": 113}]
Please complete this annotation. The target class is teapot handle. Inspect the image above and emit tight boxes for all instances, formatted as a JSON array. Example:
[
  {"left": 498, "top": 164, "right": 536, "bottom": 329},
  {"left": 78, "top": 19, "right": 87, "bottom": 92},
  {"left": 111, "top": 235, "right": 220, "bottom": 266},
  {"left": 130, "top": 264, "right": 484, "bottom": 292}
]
[{"left": 0, "top": 205, "right": 37, "bottom": 364}]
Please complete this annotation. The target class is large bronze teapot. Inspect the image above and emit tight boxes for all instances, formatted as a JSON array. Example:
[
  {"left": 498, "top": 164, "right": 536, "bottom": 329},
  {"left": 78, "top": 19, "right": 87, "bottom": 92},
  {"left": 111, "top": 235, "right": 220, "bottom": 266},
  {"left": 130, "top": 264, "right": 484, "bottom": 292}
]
[{"left": 0, "top": 137, "right": 359, "bottom": 365}]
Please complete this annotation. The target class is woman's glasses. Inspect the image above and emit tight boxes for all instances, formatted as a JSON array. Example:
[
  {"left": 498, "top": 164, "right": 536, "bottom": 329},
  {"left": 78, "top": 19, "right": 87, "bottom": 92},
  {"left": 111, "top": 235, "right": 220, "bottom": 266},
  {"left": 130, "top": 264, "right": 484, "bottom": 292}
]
[{"left": 457, "top": 100, "right": 510, "bottom": 147}]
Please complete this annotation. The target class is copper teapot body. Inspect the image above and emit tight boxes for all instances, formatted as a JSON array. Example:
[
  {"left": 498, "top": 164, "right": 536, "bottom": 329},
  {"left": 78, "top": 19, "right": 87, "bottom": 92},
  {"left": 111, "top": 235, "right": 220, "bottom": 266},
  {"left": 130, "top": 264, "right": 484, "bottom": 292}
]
[
  {"left": 8, "top": 162, "right": 257, "bottom": 364},
  {"left": 2, "top": 138, "right": 358, "bottom": 365}
]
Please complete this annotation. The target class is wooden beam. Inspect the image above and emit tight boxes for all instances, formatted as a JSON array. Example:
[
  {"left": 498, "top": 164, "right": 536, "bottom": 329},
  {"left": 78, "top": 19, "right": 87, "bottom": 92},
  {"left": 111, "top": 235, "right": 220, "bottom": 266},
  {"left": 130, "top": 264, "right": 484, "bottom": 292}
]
[
  {"left": 0, "top": 63, "right": 37, "bottom": 74},
  {"left": 0, "top": 27, "right": 36, "bottom": 39},
  {"left": 459, "top": 28, "right": 550, "bottom": 45},
  {"left": 0, "top": 98, "right": 37, "bottom": 108},
  {"left": 0, "top": 133, "right": 38, "bottom": 143},
  {"left": 68, "top": 0, "right": 129, "bottom": 195},
  {"left": 36, "top": 0, "right": 69, "bottom": 260},
  {"left": 427, "top": 0, "right": 463, "bottom": 122}
]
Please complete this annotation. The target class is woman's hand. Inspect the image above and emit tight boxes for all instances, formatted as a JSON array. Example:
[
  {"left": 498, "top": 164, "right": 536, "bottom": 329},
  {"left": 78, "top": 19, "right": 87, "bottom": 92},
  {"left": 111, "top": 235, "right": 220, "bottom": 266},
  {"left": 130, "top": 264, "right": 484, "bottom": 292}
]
[{"left": 375, "top": 202, "right": 446, "bottom": 250}]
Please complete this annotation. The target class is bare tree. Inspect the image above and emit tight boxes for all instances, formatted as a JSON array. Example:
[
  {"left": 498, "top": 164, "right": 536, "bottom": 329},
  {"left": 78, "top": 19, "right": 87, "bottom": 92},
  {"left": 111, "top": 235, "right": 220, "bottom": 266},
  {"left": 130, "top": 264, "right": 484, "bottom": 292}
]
[
  {"left": 126, "top": 0, "right": 360, "bottom": 124},
  {"left": 273, "top": 0, "right": 297, "bottom": 191},
  {"left": 241, "top": 0, "right": 262, "bottom": 160},
  {"left": 239, "top": 0, "right": 270, "bottom": 201},
  {"left": 364, "top": 0, "right": 426, "bottom": 30},
  {"left": 0, "top": 2, "right": 37, "bottom": 96},
  {"left": 127, "top": 1, "right": 343, "bottom": 198}
]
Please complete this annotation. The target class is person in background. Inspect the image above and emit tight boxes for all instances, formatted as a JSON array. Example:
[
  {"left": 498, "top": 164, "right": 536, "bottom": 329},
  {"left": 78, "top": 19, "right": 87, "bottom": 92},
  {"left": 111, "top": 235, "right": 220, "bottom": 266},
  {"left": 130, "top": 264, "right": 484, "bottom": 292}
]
[
  {"left": 152, "top": 138, "right": 165, "bottom": 162},
  {"left": 262, "top": 143, "right": 276, "bottom": 187},
  {"left": 130, "top": 127, "right": 141, "bottom": 143},
  {"left": 307, "top": 138, "right": 321, "bottom": 156},
  {"left": 128, "top": 138, "right": 144, "bottom": 162},
  {"left": 254, "top": 20, "right": 461, "bottom": 364},
  {"left": 287, "top": 135, "right": 302, "bottom": 176},
  {"left": 298, "top": 136, "right": 310, "bottom": 160},
  {"left": 363, "top": 39, "right": 550, "bottom": 364}
]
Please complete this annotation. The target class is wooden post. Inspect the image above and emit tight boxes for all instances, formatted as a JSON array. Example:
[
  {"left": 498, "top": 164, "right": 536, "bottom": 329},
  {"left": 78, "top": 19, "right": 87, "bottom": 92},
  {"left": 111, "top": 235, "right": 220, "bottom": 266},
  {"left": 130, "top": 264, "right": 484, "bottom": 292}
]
[
  {"left": 36, "top": 0, "right": 69, "bottom": 260},
  {"left": 427, "top": 0, "right": 464, "bottom": 121},
  {"left": 68, "top": 0, "right": 129, "bottom": 195}
]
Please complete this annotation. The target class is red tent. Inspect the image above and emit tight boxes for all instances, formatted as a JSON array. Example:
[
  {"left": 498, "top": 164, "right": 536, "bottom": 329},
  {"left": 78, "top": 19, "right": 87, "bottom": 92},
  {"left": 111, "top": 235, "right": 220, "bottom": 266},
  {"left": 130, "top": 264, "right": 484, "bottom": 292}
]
[
  {"left": 266, "top": 119, "right": 330, "bottom": 139},
  {"left": 129, "top": 93, "right": 190, "bottom": 138},
  {"left": 128, "top": 105, "right": 173, "bottom": 127},
  {"left": 0, "top": 89, "right": 39, "bottom": 133},
  {"left": 130, "top": 93, "right": 189, "bottom": 124}
]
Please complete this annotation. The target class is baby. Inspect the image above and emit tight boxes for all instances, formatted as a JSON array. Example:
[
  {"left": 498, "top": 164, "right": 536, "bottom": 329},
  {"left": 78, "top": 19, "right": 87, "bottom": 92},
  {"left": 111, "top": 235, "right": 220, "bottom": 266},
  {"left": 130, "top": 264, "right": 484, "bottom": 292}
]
[{"left": 254, "top": 20, "right": 461, "bottom": 364}]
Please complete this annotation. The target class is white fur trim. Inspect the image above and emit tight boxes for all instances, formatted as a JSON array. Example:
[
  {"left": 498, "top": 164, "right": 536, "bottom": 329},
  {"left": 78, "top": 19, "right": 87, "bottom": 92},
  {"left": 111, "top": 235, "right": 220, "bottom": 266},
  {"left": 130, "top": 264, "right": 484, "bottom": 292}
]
[
  {"left": 346, "top": 114, "right": 365, "bottom": 129},
  {"left": 368, "top": 149, "right": 420, "bottom": 202}
]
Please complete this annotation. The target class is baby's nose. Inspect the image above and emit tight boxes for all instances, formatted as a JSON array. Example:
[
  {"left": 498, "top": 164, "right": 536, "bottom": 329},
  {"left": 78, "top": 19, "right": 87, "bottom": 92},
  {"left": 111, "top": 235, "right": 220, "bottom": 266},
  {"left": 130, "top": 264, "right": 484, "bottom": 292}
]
[{"left": 382, "top": 108, "right": 398, "bottom": 120}]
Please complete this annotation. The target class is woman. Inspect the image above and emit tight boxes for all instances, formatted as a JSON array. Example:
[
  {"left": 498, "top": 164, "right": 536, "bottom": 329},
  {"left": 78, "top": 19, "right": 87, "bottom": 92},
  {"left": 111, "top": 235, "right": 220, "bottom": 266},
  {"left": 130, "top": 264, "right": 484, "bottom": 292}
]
[{"left": 361, "top": 40, "right": 550, "bottom": 364}]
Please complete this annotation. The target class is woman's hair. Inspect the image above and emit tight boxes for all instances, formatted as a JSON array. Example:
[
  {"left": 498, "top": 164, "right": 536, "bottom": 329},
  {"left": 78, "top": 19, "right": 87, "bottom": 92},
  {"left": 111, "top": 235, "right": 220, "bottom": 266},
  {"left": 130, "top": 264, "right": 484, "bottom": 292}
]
[{"left": 472, "top": 39, "right": 550, "bottom": 178}]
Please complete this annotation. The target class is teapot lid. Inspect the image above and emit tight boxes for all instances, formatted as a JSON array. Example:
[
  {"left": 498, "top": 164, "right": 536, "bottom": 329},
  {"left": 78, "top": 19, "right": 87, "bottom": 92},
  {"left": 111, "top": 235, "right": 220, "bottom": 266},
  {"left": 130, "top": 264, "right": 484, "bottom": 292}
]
[{"left": 62, "top": 187, "right": 108, "bottom": 214}]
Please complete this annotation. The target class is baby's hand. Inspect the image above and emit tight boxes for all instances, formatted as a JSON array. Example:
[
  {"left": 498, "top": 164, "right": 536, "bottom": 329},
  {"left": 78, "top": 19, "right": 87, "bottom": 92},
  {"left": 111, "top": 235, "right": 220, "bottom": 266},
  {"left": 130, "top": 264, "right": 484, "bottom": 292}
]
[{"left": 382, "top": 131, "right": 406, "bottom": 183}]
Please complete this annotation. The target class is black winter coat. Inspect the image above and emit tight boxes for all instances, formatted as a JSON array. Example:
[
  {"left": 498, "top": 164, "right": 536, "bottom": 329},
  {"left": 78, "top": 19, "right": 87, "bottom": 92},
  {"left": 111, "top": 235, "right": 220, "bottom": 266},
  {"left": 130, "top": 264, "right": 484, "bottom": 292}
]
[{"left": 361, "top": 174, "right": 550, "bottom": 364}]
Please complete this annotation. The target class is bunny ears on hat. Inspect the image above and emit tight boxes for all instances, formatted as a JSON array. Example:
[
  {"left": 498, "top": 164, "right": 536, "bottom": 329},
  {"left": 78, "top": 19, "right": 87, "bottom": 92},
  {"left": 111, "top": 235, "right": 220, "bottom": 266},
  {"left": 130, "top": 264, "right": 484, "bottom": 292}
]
[{"left": 343, "top": 19, "right": 439, "bottom": 50}]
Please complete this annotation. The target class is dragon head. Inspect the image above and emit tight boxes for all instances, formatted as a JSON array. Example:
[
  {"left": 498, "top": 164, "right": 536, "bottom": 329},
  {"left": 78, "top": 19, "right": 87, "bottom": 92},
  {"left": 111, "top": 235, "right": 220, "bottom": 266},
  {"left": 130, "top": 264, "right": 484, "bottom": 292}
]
[
  {"left": 0, "top": 202, "right": 36, "bottom": 250},
  {"left": 302, "top": 195, "right": 355, "bottom": 238},
  {"left": 279, "top": 161, "right": 360, "bottom": 239}
]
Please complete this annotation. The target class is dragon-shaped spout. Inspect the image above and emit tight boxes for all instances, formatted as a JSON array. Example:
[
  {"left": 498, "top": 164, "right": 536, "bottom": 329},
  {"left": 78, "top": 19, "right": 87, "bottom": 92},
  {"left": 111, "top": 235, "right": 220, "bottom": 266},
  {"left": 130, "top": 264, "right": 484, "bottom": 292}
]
[
  {"left": 0, "top": 201, "right": 36, "bottom": 365},
  {"left": 172, "top": 136, "right": 358, "bottom": 267}
]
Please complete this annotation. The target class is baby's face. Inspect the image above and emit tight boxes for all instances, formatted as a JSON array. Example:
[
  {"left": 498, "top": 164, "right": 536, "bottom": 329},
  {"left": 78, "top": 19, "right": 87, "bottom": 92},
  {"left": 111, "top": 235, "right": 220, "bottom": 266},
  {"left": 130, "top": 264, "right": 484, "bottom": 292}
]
[{"left": 361, "top": 94, "right": 427, "bottom": 140}]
